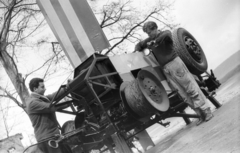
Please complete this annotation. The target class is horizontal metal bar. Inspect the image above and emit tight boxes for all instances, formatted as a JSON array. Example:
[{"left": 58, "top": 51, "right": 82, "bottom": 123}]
[
  {"left": 90, "top": 81, "right": 116, "bottom": 89},
  {"left": 88, "top": 88, "right": 112, "bottom": 105},
  {"left": 96, "top": 56, "right": 109, "bottom": 61},
  {"left": 169, "top": 113, "right": 199, "bottom": 118},
  {"left": 89, "top": 72, "right": 118, "bottom": 80},
  {"left": 57, "top": 109, "right": 77, "bottom": 115}
]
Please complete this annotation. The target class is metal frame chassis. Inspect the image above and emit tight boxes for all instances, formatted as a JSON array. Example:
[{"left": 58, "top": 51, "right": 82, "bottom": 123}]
[{"left": 51, "top": 54, "right": 202, "bottom": 144}]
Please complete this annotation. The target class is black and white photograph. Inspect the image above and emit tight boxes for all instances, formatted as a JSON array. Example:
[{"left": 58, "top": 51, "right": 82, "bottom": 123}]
[{"left": 0, "top": 0, "right": 239, "bottom": 153}]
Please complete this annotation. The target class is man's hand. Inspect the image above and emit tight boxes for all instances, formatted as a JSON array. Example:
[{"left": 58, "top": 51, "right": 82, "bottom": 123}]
[
  {"left": 134, "top": 42, "right": 143, "bottom": 52},
  {"left": 55, "top": 102, "right": 71, "bottom": 111},
  {"left": 66, "top": 79, "right": 72, "bottom": 90},
  {"left": 67, "top": 79, "right": 72, "bottom": 84},
  {"left": 147, "top": 40, "right": 156, "bottom": 48}
]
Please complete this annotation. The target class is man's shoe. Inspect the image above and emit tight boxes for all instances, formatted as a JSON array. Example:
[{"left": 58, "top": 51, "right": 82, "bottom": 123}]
[
  {"left": 196, "top": 118, "right": 204, "bottom": 126},
  {"left": 205, "top": 114, "right": 214, "bottom": 121},
  {"left": 204, "top": 108, "right": 214, "bottom": 122},
  {"left": 194, "top": 108, "right": 205, "bottom": 126}
]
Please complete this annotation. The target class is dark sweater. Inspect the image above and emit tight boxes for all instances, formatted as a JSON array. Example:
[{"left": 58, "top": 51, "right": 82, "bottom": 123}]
[
  {"left": 135, "top": 30, "right": 177, "bottom": 66},
  {"left": 26, "top": 92, "right": 59, "bottom": 141}
]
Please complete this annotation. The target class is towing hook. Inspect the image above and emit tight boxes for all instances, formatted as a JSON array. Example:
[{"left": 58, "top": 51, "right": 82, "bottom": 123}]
[
  {"left": 48, "top": 139, "right": 59, "bottom": 148},
  {"left": 48, "top": 134, "right": 64, "bottom": 148}
]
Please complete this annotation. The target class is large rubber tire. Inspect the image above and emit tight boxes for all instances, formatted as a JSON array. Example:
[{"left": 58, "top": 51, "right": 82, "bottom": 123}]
[{"left": 172, "top": 28, "right": 208, "bottom": 75}]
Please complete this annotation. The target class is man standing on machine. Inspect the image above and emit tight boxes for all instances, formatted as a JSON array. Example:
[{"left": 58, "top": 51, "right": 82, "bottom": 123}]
[{"left": 134, "top": 21, "right": 213, "bottom": 125}]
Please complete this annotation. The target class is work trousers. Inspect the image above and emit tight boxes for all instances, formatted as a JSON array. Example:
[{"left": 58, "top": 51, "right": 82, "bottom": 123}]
[{"left": 163, "top": 56, "right": 208, "bottom": 109}]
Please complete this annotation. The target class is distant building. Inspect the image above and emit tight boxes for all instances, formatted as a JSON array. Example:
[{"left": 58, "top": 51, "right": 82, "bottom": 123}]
[{"left": 0, "top": 133, "right": 24, "bottom": 153}]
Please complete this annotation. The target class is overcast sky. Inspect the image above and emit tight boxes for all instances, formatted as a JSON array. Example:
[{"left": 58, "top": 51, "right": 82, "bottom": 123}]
[{"left": 172, "top": 0, "right": 240, "bottom": 69}]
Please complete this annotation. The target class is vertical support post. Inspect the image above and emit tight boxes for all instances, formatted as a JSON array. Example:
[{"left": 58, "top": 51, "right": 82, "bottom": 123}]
[
  {"left": 135, "top": 129, "right": 155, "bottom": 152},
  {"left": 36, "top": 0, "right": 110, "bottom": 68},
  {"left": 111, "top": 133, "right": 132, "bottom": 153}
]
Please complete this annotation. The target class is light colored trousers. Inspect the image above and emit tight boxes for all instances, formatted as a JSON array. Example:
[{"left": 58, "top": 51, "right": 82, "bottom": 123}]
[{"left": 163, "top": 57, "right": 208, "bottom": 109}]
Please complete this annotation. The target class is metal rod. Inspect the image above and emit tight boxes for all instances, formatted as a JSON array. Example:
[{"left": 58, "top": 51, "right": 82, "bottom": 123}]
[
  {"left": 86, "top": 81, "right": 118, "bottom": 132},
  {"left": 85, "top": 58, "right": 97, "bottom": 79},
  {"left": 88, "top": 88, "right": 112, "bottom": 105},
  {"left": 57, "top": 110, "right": 77, "bottom": 115},
  {"left": 70, "top": 103, "right": 77, "bottom": 113},
  {"left": 89, "top": 72, "right": 118, "bottom": 80},
  {"left": 90, "top": 81, "right": 116, "bottom": 89},
  {"left": 50, "top": 85, "right": 66, "bottom": 106},
  {"left": 70, "top": 92, "right": 85, "bottom": 100},
  {"left": 96, "top": 56, "right": 109, "bottom": 61},
  {"left": 105, "top": 76, "right": 112, "bottom": 85},
  {"left": 168, "top": 113, "right": 199, "bottom": 118}
]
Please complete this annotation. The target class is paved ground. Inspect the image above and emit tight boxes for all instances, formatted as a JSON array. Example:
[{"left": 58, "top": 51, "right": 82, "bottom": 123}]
[
  {"left": 146, "top": 95, "right": 240, "bottom": 153},
  {"left": 145, "top": 73, "right": 240, "bottom": 153}
]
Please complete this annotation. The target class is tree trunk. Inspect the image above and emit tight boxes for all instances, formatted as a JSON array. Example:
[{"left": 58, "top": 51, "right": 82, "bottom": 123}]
[{"left": 0, "top": 46, "right": 29, "bottom": 108}]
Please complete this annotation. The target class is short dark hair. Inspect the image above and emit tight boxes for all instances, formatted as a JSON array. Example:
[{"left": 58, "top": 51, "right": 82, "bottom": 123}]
[
  {"left": 143, "top": 21, "right": 158, "bottom": 33},
  {"left": 29, "top": 78, "right": 44, "bottom": 92}
]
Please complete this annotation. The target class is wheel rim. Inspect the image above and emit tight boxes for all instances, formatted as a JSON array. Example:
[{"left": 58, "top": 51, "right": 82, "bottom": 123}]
[
  {"left": 140, "top": 77, "right": 163, "bottom": 104},
  {"left": 184, "top": 36, "right": 202, "bottom": 63},
  {"left": 137, "top": 70, "right": 170, "bottom": 112}
]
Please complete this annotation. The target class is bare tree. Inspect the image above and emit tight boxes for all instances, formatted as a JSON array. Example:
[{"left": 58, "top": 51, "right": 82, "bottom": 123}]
[
  {"left": 97, "top": 0, "right": 178, "bottom": 55},
  {"left": 0, "top": 99, "right": 11, "bottom": 138},
  {"left": 0, "top": 0, "right": 71, "bottom": 109},
  {"left": 0, "top": 96, "right": 21, "bottom": 138},
  {"left": 0, "top": 0, "right": 40, "bottom": 108},
  {"left": 0, "top": 0, "right": 177, "bottom": 109}
]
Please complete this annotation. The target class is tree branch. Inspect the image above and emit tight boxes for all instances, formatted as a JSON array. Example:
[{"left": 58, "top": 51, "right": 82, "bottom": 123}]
[
  {"left": 0, "top": 86, "right": 25, "bottom": 109},
  {"left": 0, "top": 0, "right": 17, "bottom": 42},
  {"left": 104, "top": 9, "right": 158, "bottom": 55}
]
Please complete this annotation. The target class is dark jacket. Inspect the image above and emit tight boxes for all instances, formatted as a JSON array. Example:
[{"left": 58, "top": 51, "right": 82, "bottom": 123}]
[
  {"left": 135, "top": 30, "right": 177, "bottom": 66},
  {"left": 26, "top": 92, "right": 61, "bottom": 141}
]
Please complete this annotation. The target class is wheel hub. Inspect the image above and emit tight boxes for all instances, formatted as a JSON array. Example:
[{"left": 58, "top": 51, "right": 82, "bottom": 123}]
[
  {"left": 142, "top": 78, "right": 162, "bottom": 103},
  {"left": 184, "top": 36, "right": 202, "bottom": 62}
]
